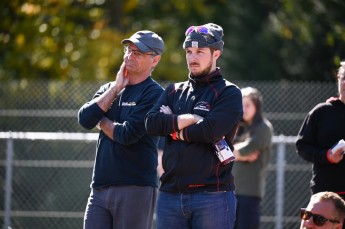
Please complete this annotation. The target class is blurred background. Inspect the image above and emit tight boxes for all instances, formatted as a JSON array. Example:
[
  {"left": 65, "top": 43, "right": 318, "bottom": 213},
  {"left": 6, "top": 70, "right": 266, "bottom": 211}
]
[
  {"left": 1, "top": 0, "right": 345, "bottom": 82},
  {"left": 1, "top": 0, "right": 345, "bottom": 228}
]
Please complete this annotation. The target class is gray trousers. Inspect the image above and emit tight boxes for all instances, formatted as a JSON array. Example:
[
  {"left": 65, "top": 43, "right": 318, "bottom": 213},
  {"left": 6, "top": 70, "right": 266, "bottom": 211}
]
[{"left": 84, "top": 185, "right": 157, "bottom": 229}]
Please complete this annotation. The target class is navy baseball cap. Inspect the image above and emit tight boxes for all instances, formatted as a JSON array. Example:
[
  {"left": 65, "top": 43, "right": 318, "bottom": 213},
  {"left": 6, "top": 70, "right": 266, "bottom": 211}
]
[{"left": 121, "top": 30, "right": 164, "bottom": 55}]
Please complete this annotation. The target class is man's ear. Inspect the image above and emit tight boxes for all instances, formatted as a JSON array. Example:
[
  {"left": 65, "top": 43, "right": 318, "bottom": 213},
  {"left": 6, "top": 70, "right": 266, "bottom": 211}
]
[
  {"left": 152, "top": 55, "right": 161, "bottom": 67},
  {"left": 213, "top": 50, "right": 221, "bottom": 60}
]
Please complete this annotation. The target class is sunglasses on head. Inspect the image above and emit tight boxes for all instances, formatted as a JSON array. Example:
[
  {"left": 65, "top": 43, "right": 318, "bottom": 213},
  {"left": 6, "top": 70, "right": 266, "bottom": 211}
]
[
  {"left": 185, "top": 26, "right": 213, "bottom": 36},
  {"left": 300, "top": 208, "right": 340, "bottom": 226}
]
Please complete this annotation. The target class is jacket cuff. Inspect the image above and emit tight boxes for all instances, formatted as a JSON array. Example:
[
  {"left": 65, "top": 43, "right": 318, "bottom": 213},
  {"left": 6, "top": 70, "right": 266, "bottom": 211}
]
[{"left": 173, "top": 114, "right": 179, "bottom": 132}]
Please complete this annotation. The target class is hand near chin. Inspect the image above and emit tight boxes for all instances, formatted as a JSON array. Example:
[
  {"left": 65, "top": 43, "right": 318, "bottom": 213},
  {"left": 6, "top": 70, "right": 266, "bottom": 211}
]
[{"left": 114, "top": 62, "right": 129, "bottom": 90}]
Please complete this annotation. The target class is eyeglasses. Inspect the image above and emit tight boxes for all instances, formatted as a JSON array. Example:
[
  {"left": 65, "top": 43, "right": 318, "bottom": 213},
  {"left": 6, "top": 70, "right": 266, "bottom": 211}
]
[
  {"left": 300, "top": 208, "right": 340, "bottom": 226},
  {"left": 124, "top": 46, "right": 155, "bottom": 57},
  {"left": 185, "top": 26, "right": 213, "bottom": 37}
]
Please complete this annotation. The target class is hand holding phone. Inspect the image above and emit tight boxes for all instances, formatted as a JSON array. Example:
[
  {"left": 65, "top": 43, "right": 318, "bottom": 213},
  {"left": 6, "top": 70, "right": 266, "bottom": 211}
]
[{"left": 331, "top": 139, "right": 345, "bottom": 155}]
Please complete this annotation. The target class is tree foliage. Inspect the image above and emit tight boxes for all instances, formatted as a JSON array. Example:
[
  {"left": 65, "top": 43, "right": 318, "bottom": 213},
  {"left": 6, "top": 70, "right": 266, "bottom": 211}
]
[{"left": 1, "top": 0, "right": 345, "bottom": 82}]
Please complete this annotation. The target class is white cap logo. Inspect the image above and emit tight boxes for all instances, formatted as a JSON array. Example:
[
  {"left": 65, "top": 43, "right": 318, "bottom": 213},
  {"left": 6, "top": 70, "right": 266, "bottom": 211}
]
[{"left": 192, "top": 41, "right": 198, "bottom": 47}]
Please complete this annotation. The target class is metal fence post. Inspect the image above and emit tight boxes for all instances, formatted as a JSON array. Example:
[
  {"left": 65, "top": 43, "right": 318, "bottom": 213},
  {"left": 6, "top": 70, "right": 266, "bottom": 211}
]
[
  {"left": 275, "top": 136, "right": 286, "bottom": 229},
  {"left": 4, "top": 136, "right": 14, "bottom": 229}
]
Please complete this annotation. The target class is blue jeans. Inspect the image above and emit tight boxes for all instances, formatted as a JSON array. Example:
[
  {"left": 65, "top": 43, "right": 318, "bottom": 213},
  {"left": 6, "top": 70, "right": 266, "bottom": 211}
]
[
  {"left": 234, "top": 195, "right": 261, "bottom": 229},
  {"left": 83, "top": 185, "right": 157, "bottom": 229},
  {"left": 156, "top": 191, "right": 237, "bottom": 229}
]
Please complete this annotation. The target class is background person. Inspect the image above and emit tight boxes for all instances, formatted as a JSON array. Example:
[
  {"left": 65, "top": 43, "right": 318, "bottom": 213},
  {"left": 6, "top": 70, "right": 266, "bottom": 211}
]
[
  {"left": 78, "top": 30, "right": 164, "bottom": 229},
  {"left": 300, "top": 191, "right": 345, "bottom": 229},
  {"left": 232, "top": 87, "right": 273, "bottom": 229},
  {"left": 296, "top": 61, "right": 345, "bottom": 229},
  {"left": 145, "top": 23, "right": 243, "bottom": 229},
  {"left": 296, "top": 61, "right": 345, "bottom": 199}
]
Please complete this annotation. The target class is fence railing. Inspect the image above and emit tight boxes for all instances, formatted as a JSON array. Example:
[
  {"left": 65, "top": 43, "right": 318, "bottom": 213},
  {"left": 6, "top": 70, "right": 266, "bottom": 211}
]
[{"left": 0, "top": 132, "right": 300, "bottom": 229}]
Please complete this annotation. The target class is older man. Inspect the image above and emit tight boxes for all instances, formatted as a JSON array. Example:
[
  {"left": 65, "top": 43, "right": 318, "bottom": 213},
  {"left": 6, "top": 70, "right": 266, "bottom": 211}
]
[{"left": 78, "top": 30, "right": 164, "bottom": 229}]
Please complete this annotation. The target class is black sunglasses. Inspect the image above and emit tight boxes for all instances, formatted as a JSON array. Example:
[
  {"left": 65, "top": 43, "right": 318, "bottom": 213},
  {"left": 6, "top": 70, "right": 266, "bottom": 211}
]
[{"left": 300, "top": 208, "right": 340, "bottom": 226}]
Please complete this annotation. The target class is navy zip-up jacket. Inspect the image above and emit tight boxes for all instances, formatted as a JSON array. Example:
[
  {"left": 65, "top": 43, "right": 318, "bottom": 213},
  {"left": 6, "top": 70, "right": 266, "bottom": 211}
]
[
  {"left": 145, "top": 69, "right": 243, "bottom": 193},
  {"left": 78, "top": 77, "right": 164, "bottom": 189}
]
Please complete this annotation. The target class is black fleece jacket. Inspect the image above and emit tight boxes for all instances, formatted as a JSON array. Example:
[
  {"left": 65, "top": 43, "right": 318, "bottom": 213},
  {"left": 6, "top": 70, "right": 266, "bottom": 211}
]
[
  {"left": 145, "top": 69, "right": 243, "bottom": 193},
  {"left": 296, "top": 99, "right": 345, "bottom": 195}
]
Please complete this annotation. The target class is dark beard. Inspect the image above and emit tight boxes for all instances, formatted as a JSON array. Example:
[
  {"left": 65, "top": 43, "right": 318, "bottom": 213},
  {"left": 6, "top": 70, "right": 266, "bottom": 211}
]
[{"left": 190, "top": 59, "right": 213, "bottom": 78}]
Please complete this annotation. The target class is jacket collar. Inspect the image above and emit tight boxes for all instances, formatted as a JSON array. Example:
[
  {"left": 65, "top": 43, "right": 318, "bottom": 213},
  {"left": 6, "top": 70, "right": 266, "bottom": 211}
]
[{"left": 188, "top": 67, "right": 222, "bottom": 85}]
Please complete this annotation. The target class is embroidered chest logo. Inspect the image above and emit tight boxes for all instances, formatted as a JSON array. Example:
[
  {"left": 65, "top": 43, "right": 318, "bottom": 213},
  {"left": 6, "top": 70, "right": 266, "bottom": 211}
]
[
  {"left": 194, "top": 101, "right": 211, "bottom": 111},
  {"left": 121, "top": 102, "right": 136, "bottom": 106}
]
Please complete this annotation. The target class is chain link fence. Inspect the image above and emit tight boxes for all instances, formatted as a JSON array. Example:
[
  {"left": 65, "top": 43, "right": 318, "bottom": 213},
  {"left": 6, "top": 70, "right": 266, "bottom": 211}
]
[{"left": 0, "top": 80, "right": 339, "bottom": 228}]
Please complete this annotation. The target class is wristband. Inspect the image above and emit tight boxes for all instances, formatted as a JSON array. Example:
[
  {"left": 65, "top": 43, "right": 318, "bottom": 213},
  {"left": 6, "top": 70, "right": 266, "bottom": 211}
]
[{"left": 171, "top": 132, "right": 178, "bottom": 140}]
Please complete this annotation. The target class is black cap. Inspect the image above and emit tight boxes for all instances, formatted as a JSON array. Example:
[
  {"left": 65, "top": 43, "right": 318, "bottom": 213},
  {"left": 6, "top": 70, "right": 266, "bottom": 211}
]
[{"left": 183, "top": 23, "right": 224, "bottom": 52}]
